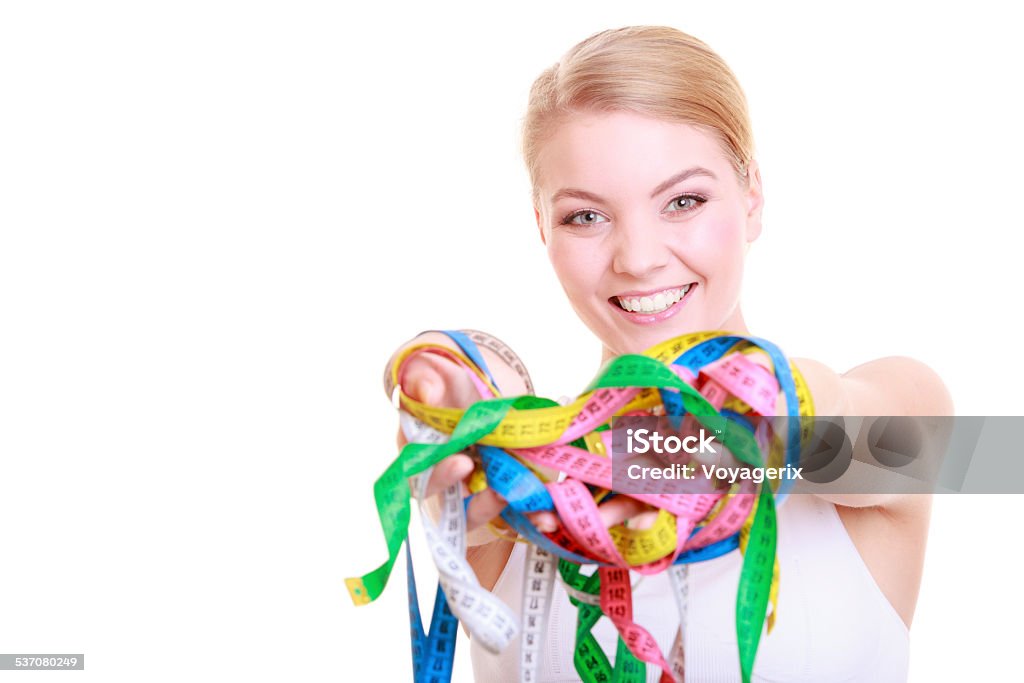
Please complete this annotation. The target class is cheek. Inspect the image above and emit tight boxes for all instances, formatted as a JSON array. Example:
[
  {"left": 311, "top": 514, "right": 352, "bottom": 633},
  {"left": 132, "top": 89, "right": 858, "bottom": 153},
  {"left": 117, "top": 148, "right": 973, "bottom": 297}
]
[
  {"left": 706, "top": 206, "right": 748, "bottom": 247},
  {"left": 548, "top": 239, "right": 599, "bottom": 295},
  {"left": 682, "top": 215, "right": 746, "bottom": 276}
]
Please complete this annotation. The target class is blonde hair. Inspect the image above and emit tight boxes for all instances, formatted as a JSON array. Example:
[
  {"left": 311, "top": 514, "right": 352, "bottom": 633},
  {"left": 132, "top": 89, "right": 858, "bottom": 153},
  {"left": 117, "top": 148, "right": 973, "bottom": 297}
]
[{"left": 522, "top": 26, "right": 754, "bottom": 203}]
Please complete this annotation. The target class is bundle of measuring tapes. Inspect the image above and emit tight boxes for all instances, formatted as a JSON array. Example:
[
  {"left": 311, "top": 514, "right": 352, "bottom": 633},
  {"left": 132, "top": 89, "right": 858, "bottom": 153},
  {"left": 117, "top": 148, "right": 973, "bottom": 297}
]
[{"left": 347, "top": 330, "right": 813, "bottom": 683}]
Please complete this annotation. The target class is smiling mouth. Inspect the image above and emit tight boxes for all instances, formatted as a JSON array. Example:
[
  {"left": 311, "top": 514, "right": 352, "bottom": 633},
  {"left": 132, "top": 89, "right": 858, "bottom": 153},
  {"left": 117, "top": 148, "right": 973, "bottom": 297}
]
[{"left": 611, "top": 284, "right": 696, "bottom": 314}]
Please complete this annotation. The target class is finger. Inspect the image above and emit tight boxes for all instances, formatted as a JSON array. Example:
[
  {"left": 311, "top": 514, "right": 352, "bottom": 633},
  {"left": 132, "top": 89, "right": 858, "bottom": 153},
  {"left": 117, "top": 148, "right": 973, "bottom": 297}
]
[
  {"left": 402, "top": 353, "right": 483, "bottom": 409},
  {"left": 692, "top": 441, "right": 739, "bottom": 468},
  {"left": 401, "top": 357, "right": 447, "bottom": 406},
  {"left": 526, "top": 510, "right": 559, "bottom": 533},
  {"left": 466, "top": 488, "right": 508, "bottom": 531},
  {"left": 623, "top": 509, "right": 660, "bottom": 530},
  {"left": 597, "top": 496, "right": 650, "bottom": 528},
  {"left": 424, "top": 453, "right": 474, "bottom": 499},
  {"left": 690, "top": 448, "right": 719, "bottom": 468}
]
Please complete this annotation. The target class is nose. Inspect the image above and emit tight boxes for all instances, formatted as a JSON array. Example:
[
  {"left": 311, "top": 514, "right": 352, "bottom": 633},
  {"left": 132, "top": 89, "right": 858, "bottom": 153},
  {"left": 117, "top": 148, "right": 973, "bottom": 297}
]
[{"left": 610, "top": 217, "right": 669, "bottom": 278}]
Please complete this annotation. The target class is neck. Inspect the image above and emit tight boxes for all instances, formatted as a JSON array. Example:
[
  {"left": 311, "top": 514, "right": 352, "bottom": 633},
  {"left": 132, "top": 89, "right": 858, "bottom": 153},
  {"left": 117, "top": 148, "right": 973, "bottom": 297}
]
[{"left": 600, "top": 305, "right": 752, "bottom": 363}]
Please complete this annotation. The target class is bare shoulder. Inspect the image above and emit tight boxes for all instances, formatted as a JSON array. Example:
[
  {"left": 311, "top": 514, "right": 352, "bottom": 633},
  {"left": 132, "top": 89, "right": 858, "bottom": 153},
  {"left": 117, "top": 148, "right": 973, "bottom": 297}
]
[
  {"left": 841, "top": 356, "right": 953, "bottom": 417},
  {"left": 789, "top": 355, "right": 953, "bottom": 418}
]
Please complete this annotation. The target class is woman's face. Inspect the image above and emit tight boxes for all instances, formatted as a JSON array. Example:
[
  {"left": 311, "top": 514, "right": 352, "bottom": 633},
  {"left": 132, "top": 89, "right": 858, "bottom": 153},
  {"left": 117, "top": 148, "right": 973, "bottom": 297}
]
[{"left": 533, "top": 111, "right": 764, "bottom": 358}]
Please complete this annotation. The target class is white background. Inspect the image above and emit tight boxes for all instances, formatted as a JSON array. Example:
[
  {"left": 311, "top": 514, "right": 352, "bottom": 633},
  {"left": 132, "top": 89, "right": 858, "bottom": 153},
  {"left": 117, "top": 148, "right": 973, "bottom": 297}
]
[{"left": 1, "top": 1, "right": 1022, "bottom": 681}]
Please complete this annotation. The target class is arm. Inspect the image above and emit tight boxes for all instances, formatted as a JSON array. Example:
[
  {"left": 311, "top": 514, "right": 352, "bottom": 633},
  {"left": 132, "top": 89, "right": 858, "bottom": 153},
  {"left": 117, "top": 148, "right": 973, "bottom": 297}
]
[{"left": 793, "top": 355, "right": 954, "bottom": 513}]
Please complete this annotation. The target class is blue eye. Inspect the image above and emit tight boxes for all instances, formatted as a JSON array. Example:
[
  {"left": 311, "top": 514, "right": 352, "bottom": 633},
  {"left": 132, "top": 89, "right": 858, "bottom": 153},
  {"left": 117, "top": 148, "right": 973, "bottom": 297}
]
[
  {"left": 666, "top": 194, "right": 707, "bottom": 212},
  {"left": 563, "top": 210, "right": 608, "bottom": 226}
]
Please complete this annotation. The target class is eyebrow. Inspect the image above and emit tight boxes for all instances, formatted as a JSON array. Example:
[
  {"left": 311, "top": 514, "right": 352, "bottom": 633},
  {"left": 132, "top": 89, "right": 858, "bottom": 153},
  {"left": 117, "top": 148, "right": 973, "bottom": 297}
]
[{"left": 549, "top": 166, "right": 718, "bottom": 205}]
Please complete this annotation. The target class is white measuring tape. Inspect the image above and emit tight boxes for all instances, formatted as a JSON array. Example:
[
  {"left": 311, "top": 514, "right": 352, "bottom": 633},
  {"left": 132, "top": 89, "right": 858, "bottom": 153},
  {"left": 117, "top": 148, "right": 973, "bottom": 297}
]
[{"left": 401, "top": 412, "right": 519, "bottom": 655}]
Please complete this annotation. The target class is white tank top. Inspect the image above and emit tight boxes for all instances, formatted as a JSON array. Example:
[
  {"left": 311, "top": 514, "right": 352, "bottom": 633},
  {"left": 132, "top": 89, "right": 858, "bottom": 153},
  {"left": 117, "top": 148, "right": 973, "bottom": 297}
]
[{"left": 470, "top": 494, "right": 909, "bottom": 682}]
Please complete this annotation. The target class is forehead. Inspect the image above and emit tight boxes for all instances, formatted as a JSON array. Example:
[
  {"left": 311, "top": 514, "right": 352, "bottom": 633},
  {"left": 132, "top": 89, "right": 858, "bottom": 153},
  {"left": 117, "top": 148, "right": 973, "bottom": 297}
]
[{"left": 536, "top": 111, "right": 733, "bottom": 203}]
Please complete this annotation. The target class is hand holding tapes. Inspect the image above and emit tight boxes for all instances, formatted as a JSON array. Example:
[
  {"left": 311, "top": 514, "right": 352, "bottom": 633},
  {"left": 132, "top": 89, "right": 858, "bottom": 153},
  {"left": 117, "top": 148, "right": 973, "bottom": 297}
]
[{"left": 396, "top": 335, "right": 658, "bottom": 540}]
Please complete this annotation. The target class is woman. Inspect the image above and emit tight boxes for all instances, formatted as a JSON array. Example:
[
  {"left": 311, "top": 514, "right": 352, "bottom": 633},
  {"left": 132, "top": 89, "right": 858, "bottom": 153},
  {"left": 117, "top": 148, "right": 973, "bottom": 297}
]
[{"left": 391, "top": 26, "right": 951, "bottom": 682}]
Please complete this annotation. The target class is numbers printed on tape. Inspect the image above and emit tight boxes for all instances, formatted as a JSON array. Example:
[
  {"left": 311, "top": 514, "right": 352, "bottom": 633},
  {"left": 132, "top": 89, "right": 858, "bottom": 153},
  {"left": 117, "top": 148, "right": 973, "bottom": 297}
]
[{"left": 348, "top": 331, "right": 814, "bottom": 683}]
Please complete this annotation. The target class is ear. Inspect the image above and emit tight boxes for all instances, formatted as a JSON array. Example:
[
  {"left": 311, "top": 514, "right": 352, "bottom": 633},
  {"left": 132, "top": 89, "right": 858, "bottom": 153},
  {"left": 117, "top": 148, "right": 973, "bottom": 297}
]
[
  {"left": 744, "top": 159, "right": 764, "bottom": 243},
  {"left": 534, "top": 206, "right": 547, "bottom": 245}
]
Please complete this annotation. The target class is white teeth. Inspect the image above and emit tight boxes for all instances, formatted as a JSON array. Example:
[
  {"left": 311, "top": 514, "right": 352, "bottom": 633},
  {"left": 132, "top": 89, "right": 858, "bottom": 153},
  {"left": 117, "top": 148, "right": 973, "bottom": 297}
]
[{"left": 615, "top": 285, "right": 693, "bottom": 314}]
